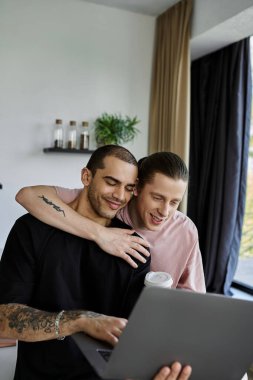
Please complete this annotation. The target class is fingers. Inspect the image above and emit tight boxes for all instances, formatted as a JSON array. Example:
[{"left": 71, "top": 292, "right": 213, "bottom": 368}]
[
  {"left": 153, "top": 366, "right": 171, "bottom": 380},
  {"left": 179, "top": 365, "right": 192, "bottom": 380},
  {"left": 118, "top": 239, "right": 151, "bottom": 268},
  {"left": 119, "top": 250, "right": 146, "bottom": 269},
  {"left": 104, "top": 318, "right": 127, "bottom": 346},
  {"left": 153, "top": 363, "right": 192, "bottom": 380},
  {"left": 126, "top": 233, "right": 151, "bottom": 253},
  {"left": 120, "top": 252, "right": 138, "bottom": 269},
  {"left": 126, "top": 243, "right": 150, "bottom": 258},
  {"left": 84, "top": 315, "right": 128, "bottom": 347},
  {"left": 168, "top": 362, "right": 192, "bottom": 380},
  {"left": 124, "top": 231, "right": 150, "bottom": 248},
  {"left": 119, "top": 233, "right": 150, "bottom": 267},
  {"left": 124, "top": 248, "right": 148, "bottom": 264},
  {"left": 96, "top": 228, "right": 150, "bottom": 268}
]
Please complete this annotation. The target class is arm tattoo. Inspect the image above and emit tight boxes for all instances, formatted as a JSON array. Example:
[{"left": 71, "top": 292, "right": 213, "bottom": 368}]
[
  {"left": 60, "top": 310, "right": 102, "bottom": 326},
  {"left": 38, "top": 195, "right": 65, "bottom": 217},
  {"left": 82, "top": 311, "right": 102, "bottom": 319},
  {"left": 6, "top": 305, "right": 55, "bottom": 334},
  {"left": 1, "top": 305, "right": 103, "bottom": 339}
]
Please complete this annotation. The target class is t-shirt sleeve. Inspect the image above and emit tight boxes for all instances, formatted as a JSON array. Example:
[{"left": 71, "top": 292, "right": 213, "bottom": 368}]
[
  {"left": 177, "top": 238, "right": 206, "bottom": 293},
  {"left": 0, "top": 217, "right": 38, "bottom": 304},
  {"left": 54, "top": 186, "right": 82, "bottom": 204}
]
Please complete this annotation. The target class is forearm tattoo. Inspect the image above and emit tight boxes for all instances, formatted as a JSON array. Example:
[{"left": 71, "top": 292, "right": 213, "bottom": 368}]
[
  {"left": 38, "top": 195, "right": 65, "bottom": 217},
  {"left": 4, "top": 305, "right": 55, "bottom": 334},
  {"left": 82, "top": 311, "right": 102, "bottom": 318},
  {"left": 60, "top": 310, "right": 103, "bottom": 326},
  {"left": 0, "top": 305, "right": 103, "bottom": 339}
]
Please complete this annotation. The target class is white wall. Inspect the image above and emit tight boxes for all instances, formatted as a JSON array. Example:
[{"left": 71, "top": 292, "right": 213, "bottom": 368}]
[{"left": 0, "top": 0, "right": 155, "bottom": 247}]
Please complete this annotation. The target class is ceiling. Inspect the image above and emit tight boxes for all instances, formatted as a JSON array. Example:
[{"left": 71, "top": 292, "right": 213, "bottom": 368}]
[
  {"left": 82, "top": 0, "right": 180, "bottom": 16},
  {"left": 83, "top": 0, "right": 253, "bottom": 60},
  {"left": 83, "top": 0, "right": 180, "bottom": 16}
]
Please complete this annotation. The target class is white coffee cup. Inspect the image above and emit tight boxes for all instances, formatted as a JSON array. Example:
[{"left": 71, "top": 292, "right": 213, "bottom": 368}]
[{"left": 144, "top": 271, "right": 173, "bottom": 289}]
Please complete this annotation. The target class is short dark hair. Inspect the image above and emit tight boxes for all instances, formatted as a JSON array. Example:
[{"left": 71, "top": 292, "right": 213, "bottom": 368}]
[
  {"left": 86, "top": 145, "right": 137, "bottom": 176},
  {"left": 137, "top": 152, "right": 188, "bottom": 189}
]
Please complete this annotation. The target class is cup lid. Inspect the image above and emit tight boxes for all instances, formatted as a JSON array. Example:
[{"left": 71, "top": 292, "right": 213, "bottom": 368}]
[{"left": 144, "top": 271, "right": 173, "bottom": 288}]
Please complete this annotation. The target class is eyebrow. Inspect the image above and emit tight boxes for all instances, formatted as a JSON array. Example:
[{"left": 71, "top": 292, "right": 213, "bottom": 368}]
[
  {"left": 103, "top": 176, "right": 136, "bottom": 187},
  {"left": 151, "top": 192, "right": 182, "bottom": 202}
]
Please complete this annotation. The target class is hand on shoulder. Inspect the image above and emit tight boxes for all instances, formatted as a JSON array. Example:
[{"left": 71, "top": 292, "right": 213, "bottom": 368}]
[{"left": 94, "top": 226, "right": 150, "bottom": 268}]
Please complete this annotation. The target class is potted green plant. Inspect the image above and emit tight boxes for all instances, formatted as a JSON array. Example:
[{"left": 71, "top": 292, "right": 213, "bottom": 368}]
[{"left": 94, "top": 112, "right": 140, "bottom": 146}]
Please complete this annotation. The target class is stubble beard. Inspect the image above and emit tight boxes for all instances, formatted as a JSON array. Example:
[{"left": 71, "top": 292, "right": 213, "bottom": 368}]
[{"left": 87, "top": 186, "right": 117, "bottom": 220}]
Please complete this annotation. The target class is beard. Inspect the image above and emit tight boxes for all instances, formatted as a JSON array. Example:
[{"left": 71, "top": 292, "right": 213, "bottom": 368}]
[{"left": 87, "top": 185, "right": 119, "bottom": 219}]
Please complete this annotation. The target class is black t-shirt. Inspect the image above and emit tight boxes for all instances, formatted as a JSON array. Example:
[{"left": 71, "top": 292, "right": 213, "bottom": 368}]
[{"left": 0, "top": 214, "right": 150, "bottom": 380}]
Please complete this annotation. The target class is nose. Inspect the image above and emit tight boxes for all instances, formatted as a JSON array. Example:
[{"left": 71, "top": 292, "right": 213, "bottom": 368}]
[
  {"left": 158, "top": 203, "right": 171, "bottom": 217},
  {"left": 112, "top": 186, "right": 125, "bottom": 202}
]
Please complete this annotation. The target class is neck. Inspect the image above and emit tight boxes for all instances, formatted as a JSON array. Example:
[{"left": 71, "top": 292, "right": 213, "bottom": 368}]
[
  {"left": 128, "top": 197, "right": 142, "bottom": 229},
  {"left": 69, "top": 189, "right": 111, "bottom": 227}
]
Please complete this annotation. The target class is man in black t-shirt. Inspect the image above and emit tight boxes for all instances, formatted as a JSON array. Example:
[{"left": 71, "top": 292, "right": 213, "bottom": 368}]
[
  {"left": 0, "top": 145, "right": 150, "bottom": 379},
  {"left": 0, "top": 145, "right": 192, "bottom": 380}
]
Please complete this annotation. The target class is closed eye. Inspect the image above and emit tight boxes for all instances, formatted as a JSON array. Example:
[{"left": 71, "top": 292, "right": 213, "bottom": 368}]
[
  {"left": 153, "top": 196, "right": 162, "bottom": 201},
  {"left": 171, "top": 201, "right": 180, "bottom": 207},
  {"left": 105, "top": 179, "right": 117, "bottom": 186}
]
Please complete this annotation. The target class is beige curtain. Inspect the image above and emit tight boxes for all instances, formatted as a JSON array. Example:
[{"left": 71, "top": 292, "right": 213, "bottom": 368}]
[{"left": 148, "top": 0, "right": 192, "bottom": 212}]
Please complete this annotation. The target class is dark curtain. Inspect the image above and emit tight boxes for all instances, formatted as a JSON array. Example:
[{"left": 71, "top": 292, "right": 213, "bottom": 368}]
[{"left": 188, "top": 38, "right": 252, "bottom": 295}]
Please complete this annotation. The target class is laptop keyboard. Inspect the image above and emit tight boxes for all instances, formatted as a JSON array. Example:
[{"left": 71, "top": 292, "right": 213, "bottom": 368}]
[{"left": 97, "top": 349, "right": 112, "bottom": 362}]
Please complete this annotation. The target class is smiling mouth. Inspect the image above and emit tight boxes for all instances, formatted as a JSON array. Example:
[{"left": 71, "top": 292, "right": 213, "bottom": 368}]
[
  {"left": 150, "top": 214, "right": 164, "bottom": 224},
  {"left": 105, "top": 199, "right": 124, "bottom": 210}
]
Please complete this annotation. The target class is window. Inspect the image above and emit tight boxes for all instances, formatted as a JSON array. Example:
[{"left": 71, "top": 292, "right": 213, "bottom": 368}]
[{"left": 233, "top": 37, "right": 253, "bottom": 292}]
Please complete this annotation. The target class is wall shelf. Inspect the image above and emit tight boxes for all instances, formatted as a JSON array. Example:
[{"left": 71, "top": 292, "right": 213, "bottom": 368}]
[{"left": 43, "top": 148, "right": 95, "bottom": 154}]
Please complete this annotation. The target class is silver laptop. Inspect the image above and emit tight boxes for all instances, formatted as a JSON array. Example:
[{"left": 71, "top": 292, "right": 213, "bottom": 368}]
[{"left": 72, "top": 287, "right": 253, "bottom": 380}]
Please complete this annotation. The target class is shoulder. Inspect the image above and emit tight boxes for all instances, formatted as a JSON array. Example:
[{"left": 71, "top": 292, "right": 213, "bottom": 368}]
[
  {"left": 15, "top": 213, "right": 50, "bottom": 229},
  {"left": 55, "top": 186, "right": 82, "bottom": 203},
  {"left": 2, "top": 214, "right": 55, "bottom": 266},
  {"left": 110, "top": 218, "right": 151, "bottom": 269},
  {"left": 12, "top": 213, "right": 55, "bottom": 244},
  {"left": 172, "top": 211, "right": 199, "bottom": 237},
  {"left": 12, "top": 213, "right": 40, "bottom": 231},
  {"left": 110, "top": 217, "right": 132, "bottom": 230},
  {"left": 111, "top": 217, "right": 143, "bottom": 240}
]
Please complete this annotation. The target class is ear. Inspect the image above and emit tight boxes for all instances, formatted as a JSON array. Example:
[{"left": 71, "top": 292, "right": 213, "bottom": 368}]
[{"left": 81, "top": 167, "right": 92, "bottom": 186}]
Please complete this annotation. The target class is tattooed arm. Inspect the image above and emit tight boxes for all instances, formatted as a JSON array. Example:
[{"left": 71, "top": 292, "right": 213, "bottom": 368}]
[
  {"left": 38, "top": 195, "right": 66, "bottom": 217},
  {"left": 0, "top": 304, "right": 192, "bottom": 379},
  {"left": 16, "top": 186, "right": 99, "bottom": 240},
  {"left": 0, "top": 304, "right": 127, "bottom": 345},
  {"left": 15, "top": 185, "right": 150, "bottom": 268}
]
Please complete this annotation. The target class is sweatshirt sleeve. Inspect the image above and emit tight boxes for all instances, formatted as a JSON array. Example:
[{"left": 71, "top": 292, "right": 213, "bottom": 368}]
[
  {"left": 177, "top": 239, "right": 206, "bottom": 293},
  {"left": 54, "top": 186, "right": 82, "bottom": 204}
]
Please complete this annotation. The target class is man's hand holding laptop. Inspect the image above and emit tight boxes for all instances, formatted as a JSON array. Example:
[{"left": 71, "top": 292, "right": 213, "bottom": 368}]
[{"left": 86, "top": 313, "right": 192, "bottom": 380}]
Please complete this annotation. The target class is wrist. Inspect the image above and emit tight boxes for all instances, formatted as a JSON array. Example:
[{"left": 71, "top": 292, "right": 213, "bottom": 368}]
[
  {"left": 58, "top": 310, "right": 85, "bottom": 336},
  {"left": 90, "top": 223, "right": 104, "bottom": 244},
  {"left": 74, "top": 311, "right": 102, "bottom": 335},
  {"left": 55, "top": 310, "right": 65, "bottom": 340},
  {"left": 71, "top": 313, "right": 90, "bottom": 335}
]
